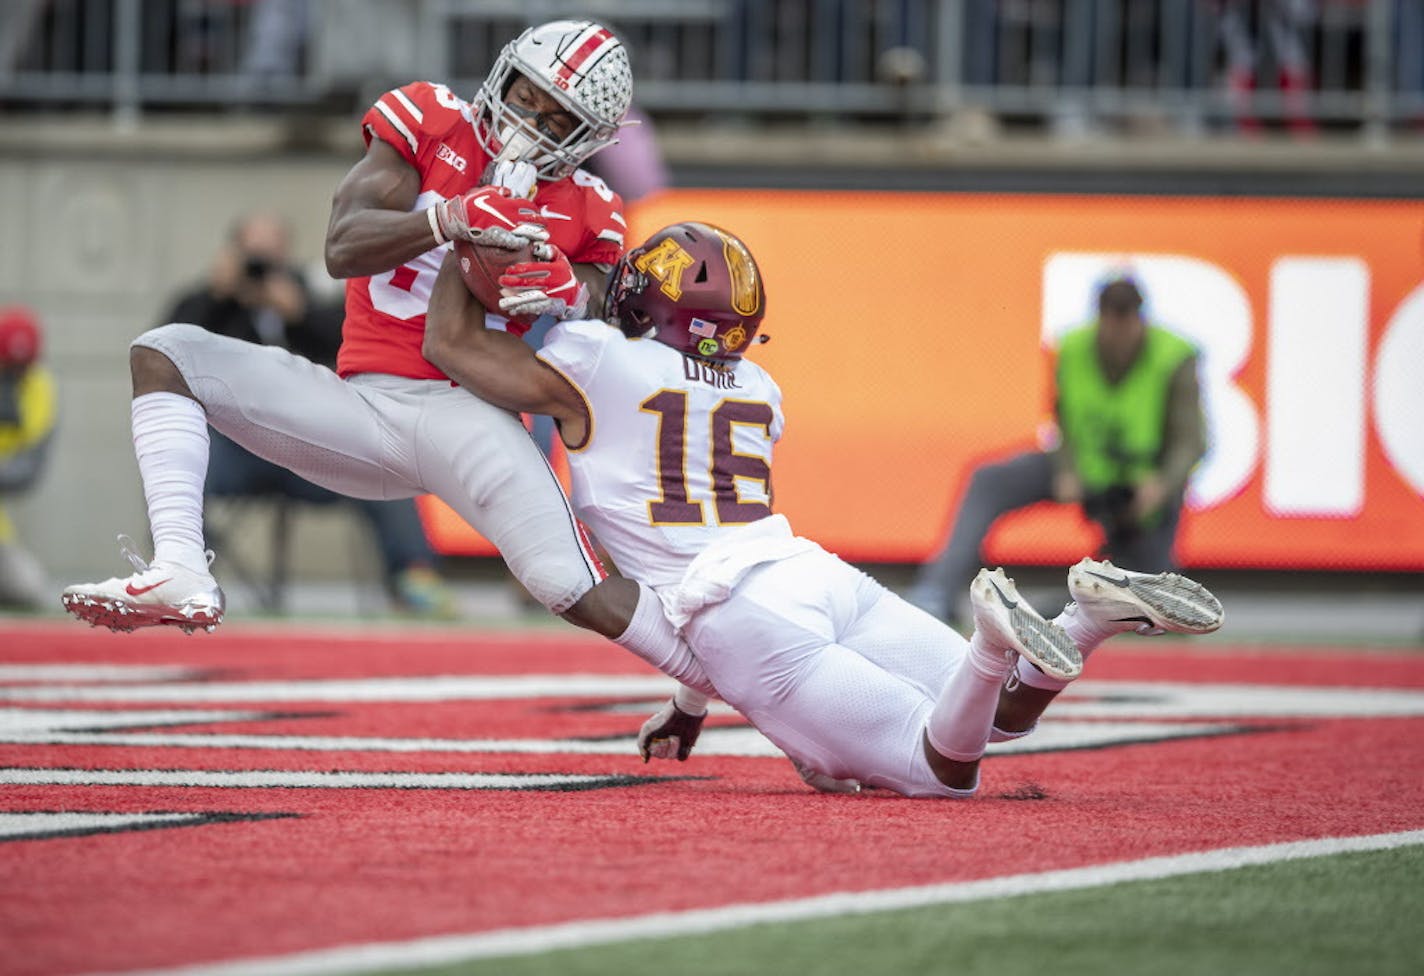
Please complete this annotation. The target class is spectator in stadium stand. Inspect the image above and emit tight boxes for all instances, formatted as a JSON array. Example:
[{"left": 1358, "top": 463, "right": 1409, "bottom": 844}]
[
  {"left": 906, "top": 275, "right": 1206, "bottom": 629},
  {"left": 1216, "top": 0, "right": 1319, "bottom": 136},
  {"left": 0, "top": 306, "right": 56, "bottom": 610},
  {"left": 161, "top": 211, "right": 457, "bottom": 618}
]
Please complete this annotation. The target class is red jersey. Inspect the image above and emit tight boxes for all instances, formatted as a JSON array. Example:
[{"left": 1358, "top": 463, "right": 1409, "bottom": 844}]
[{"left": 336, "top": 81, "right": 627, "bottom": 380}]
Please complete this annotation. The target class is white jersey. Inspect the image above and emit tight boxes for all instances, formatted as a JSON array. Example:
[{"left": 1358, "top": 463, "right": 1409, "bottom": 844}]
[{"left": 538, "top": 320, "right": 784, "bottom": 587}]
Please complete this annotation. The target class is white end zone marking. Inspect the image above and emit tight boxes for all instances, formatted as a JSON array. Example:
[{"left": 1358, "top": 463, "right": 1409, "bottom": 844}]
[
  {"left": 0, "top": 812, "right": 208, "bottom": 840},
  {"left": 0, "top": 769, "right": 643, "bottom": 791},
  {"left": 105, "top": 830, "right": 1424, "bottom": 976}
]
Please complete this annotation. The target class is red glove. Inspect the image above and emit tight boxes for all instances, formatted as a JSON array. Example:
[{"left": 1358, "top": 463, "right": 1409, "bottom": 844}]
[
  {"left": 497, "top": 247, "right": 588, "bottom": 322},
  {"left": 429, "top": 186, "right": 548, "bottom": 249}
]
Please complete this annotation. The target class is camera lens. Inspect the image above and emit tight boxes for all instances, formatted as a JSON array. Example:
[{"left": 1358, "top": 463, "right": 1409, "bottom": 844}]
[{"left": 244, "top": 256, "right": 272, "bottom": 280}]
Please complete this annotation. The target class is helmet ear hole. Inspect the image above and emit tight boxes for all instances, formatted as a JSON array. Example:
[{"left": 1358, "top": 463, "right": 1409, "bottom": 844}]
[{"left": 694, "top": 262, "right": 708, "bottom": 284}]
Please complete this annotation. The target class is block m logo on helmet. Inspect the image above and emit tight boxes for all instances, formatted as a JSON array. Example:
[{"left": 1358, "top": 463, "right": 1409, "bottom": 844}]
[{"left": 634, "top": 238, "right": 696, "bottom": 301}]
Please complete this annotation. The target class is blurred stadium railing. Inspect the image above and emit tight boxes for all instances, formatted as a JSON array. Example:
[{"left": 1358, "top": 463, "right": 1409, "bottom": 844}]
[{"left": 2, "top": 0, "right": 1420, "bottom": 139}]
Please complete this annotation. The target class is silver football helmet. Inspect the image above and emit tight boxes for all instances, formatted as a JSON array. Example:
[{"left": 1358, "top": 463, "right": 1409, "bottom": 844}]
[{"left": 473, "top": 20, "right": 633, "bottom": 181}]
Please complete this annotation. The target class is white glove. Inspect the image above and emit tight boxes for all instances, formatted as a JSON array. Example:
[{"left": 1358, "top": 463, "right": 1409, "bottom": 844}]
[{"left": 484, "top": 159, "right": 539, "bottom": 200}]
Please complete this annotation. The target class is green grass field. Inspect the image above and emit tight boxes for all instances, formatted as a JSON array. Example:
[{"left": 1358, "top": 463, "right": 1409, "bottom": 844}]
[{"left": 400, "top": 845, "right": 1423, "bottom": 976}]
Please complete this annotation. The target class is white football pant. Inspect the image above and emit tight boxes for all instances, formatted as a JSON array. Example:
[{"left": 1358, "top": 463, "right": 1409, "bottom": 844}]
[
  {"left": 683, "top": 546, "right": 972, "bottom": 797},
  {"left": 135, "top": 324, "right": 602, "bottom": 612}
]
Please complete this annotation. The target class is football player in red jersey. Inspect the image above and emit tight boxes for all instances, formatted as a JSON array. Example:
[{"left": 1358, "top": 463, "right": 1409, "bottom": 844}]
[{"left": 61, "top": 22, "right": 707, "bottom": 691}]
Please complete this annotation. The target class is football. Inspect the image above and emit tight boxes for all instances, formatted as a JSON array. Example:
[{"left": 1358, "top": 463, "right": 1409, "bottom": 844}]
[{"left": 453, "top": 238, "right": 535, "bottom": 323}]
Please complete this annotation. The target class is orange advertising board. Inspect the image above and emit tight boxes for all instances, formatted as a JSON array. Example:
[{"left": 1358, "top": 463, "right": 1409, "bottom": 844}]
[{"left": 420, "top": 190, "right": 1424, "bottom": 570}]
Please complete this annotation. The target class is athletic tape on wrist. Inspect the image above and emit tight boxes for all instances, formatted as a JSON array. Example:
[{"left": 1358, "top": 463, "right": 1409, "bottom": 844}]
[{"left": 428, "top": 205, "right": 447, "bottom": 247}]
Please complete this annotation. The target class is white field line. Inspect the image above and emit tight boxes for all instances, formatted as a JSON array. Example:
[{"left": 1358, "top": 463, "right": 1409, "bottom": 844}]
[
  {"left": 0, "top": 768, "right": 622, "bottom": 791},
  {"left": 111, "top": 829, "right": 1424, "bottom": 976}
]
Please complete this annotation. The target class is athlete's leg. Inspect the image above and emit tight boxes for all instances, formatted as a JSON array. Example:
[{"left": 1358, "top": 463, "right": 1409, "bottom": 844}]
[
  {"left": 923, "top": 569, "right": 1080, "bottom": 790},
  {"left": 413, "top": 381, "right": 602, "bottom": 615},
  {"left": 408, "top": 382, "right": 710, "bottom": 684},
  {"left": 63, "top": 325, "right": 420, "bottom": 632},
  {"left": 994, "top": 557, "right": 1224, "bottom": 734},
  {"left": 138, "top": 327, "right": 414, "bottom": 499},
  {"left": 684, "top": 550, "right": 967, "bottom": 797},
  {"left": 838, "top": 573, "right": 966, "bottom": 698}
]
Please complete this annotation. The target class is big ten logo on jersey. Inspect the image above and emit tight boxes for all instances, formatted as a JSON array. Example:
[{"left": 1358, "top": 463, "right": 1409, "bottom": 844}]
[
  {"left": 1042, "top": 253, "right": 1424, "bottom": 516},
  {"left": 635, "top": 239, "right": 695, "bottom": 300},
  {"left": 435, "top": 143, "right": 467, "bottom": 173}
]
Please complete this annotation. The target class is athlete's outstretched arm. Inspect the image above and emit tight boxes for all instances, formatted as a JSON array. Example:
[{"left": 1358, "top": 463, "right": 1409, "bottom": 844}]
[
  {"left": 324, "top": 139, "right": 438, "bottom": 279},
  {"left": 423, "top": 252, "right": 590, "bottom": 445}
]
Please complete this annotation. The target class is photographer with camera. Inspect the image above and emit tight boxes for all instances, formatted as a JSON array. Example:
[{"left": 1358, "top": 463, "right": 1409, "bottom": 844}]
[
  {"left": 907, "top": 276, "right": 1205, "bottom": 628},
  {"left": 162, "top": 212, "right": 456, "bottom": 618},
  {"left": 0, "top": 306, "right": 56, "bottom": 610}
]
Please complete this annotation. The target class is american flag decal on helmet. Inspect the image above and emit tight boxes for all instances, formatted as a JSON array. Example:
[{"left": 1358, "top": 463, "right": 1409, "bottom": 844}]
[{"left": 688, "top": 318, "right": 717, "bottom": 338}]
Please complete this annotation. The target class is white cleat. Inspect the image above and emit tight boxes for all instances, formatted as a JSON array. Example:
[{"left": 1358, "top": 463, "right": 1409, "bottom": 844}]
[
  {"left": 970, "top": 568, "right": 1082, "bottom": 682},
  {"left": 1067, "top": 558, "right": 1224, "bottom": 635},
  {"left": 60, "top": 535, "right": 225, "bottom": 635}
]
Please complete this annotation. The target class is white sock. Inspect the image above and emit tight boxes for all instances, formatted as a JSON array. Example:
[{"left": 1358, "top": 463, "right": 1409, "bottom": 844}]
[
  {"left": 925, "top": 631, "right": 1016, "bottom": 763},
  {"left": 1011, "top": 602, "right": 1113, "bottom": 692},
  {"left": 132, "top": 392, "right": 210, "bottom": 575},
  {"left": 614, "top": 582, "right": 717, "bottom": 696},
  {"left": 1056, "top": 600, "right": 1121, "bottom": 655}
]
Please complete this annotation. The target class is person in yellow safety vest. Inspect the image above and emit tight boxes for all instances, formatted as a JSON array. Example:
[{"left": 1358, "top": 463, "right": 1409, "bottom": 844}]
[
  {"left": 908, "top": 276, "right": 1206, "bottom": 629},
  {"left": 0, "top": 307, "right": 57, "bottom": 610}
]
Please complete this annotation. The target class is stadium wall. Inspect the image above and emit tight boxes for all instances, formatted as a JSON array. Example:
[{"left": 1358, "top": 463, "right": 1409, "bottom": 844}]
[{"left": 3, "top": 122, "right": 1421, "bottom": 582}]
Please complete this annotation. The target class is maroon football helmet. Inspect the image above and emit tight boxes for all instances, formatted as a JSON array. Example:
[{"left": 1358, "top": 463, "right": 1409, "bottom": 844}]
[{"left": 603, "top": 222, "right": 766, "bottom": 361}]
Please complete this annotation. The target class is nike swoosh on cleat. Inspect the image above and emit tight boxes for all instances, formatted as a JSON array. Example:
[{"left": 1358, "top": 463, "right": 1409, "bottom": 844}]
[
  {"left": 472, "top": 195, "right": 517, "bottom": 228},
  {"left": 987, "top": 579, "right": 1018, "bottom": 609},
  {"left": 1087, "top": 569, "right": 1133, "bottom": 587},
  {"left": 124, "top": 579, "right": 172, "bottom": 597}
]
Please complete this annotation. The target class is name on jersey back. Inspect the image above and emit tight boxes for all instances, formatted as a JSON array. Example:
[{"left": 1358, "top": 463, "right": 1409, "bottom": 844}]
[{"left": 683, "top": 355, "right": 741, "bottom": 390}]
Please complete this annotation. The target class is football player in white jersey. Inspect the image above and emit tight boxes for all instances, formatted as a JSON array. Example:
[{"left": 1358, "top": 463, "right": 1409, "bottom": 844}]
[
  {"left": 59, "top": 22, "right": 712, "bottom": 689},
  {"left": 421, "top": 221, "right": 1225, "bottom": 798}
]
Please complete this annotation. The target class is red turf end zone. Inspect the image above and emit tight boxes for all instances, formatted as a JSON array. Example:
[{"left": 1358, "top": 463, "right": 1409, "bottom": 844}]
[{"left": 1, "top": 622, "right": 1421, "bottom": 976}]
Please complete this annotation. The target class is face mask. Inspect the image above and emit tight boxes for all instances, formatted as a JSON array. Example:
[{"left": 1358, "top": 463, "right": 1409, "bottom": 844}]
[{"left": 494, "top": 123, "right": 539, "bottom": 166}]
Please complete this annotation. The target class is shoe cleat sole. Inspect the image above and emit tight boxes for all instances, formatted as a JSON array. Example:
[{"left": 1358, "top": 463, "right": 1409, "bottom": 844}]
[
  {"left": 973, "top": 568, "right": 1083, "bottom": 681},
  {"left": 1069, "top": 559, "right": 1223, "bottom": 634}
]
